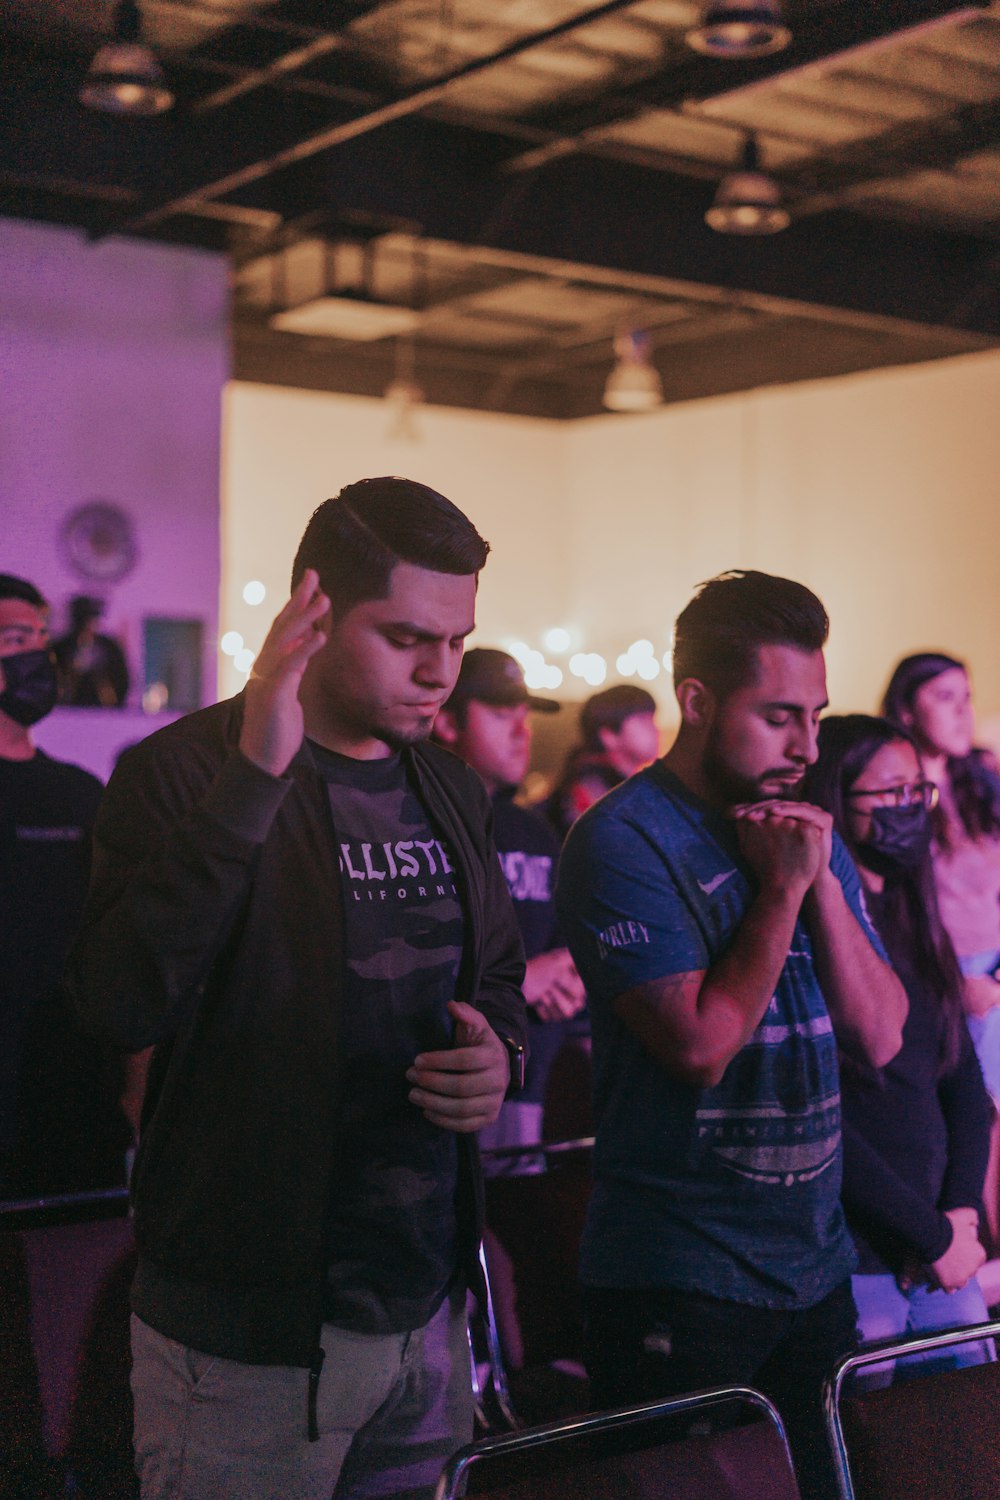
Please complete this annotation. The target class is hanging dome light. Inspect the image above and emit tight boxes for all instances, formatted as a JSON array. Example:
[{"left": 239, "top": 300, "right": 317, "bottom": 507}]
[
  {"left": 80, "top": 1, "right": 174, "bottom": 117},
  {"left": 687, "top": 1, "right": 791, "bottom": 59},
  {"left": 602, "top": 330, "right": 663, "bottom": 413},
  {"left": 705, "top": 136, "right": 790, "bottom": 235},
  {"left": 384, "top": 335, "right": 424, "bottom": 442}
]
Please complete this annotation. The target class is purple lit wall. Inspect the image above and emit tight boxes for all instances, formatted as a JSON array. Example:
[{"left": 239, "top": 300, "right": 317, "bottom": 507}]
[{"left": 1, "top": 218, "right": 229, "bottom": 779}]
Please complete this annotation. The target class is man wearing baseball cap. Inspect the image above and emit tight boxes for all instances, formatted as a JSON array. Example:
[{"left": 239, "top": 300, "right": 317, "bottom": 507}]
[{"left": 435, "top": 650, "right": 586, "bottom": 1162}]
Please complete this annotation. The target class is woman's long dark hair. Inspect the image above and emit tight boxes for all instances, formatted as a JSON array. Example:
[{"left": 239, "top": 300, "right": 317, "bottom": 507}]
[
  {"left": 804, "top": 714, "right": 966, "bottom": 1076},
  {"left": 882, "top": 652, "right": 1000, "bottom": 845}
]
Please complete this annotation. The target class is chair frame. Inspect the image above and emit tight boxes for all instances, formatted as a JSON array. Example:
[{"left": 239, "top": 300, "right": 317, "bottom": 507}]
[
  {"left": 437, "top": 1384, "right": 796, "bottom": 1500},
  {"left": 468, "top": 1242, "right": 520, "bottom": 1432},
  {"left": 470, "top": 1136, "right": 595, "bottom": 1434},
  {"left": 823, "top": 1314, "right": 1000, "bottom": 1500}
]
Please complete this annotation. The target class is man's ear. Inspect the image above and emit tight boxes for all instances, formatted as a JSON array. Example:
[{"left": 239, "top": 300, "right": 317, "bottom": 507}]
[
  {"left": 433, "top": 706, "right": 460, "bottom": 747},
  {"left": 675, "top": 677, "right": 715, "bottom": 730}
]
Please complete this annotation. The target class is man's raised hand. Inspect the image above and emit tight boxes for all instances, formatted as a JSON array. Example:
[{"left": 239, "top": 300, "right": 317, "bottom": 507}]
[{"left": 239, "top": 570, "right": 329, "bottom": 777}]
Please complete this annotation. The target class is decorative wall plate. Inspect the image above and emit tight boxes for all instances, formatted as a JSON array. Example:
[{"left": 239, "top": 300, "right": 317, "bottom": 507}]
[{"left": 59, "top": 501, "right": 138, "bottom": 583}]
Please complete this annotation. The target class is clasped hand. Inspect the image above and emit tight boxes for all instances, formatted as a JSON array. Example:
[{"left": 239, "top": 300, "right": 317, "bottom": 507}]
[
  {"left": 731, "top": 799, "right": 834, "bottom": 898},
  {"left": 929, "top": 1207, "right": 986, "bottom": 1294},
  {"left": 523, "top": 948, "right": 586, "bottom": 1022}
]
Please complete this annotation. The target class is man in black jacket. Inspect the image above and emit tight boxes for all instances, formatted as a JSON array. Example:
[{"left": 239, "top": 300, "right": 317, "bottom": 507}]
[{"left": 68, "top": 479, "right": 529, "bottom": 1500}]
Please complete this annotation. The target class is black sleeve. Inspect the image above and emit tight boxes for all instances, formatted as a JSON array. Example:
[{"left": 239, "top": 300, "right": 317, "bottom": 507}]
[
  {"left": 841, "top": 1116, "right": 952, "bottom": 1266},
  {"left": 472, "top": 790, "right": 529, "bottom": 1060},
  {"left": 938, "top": 1026, "right": 994, "bottom": 1213},
  {"left": 67, "top": 732, "right": 291, "bottom": 1052}
]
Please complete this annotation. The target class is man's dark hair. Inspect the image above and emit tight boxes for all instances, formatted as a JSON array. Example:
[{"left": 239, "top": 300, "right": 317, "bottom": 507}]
[
  {"left": 0, "top": 573, "right": 46, "bottom": 610},
  {"left": 291, "top": 477, "right": 490, "bottom": 618},
  {"left": 672, "top": 570, "right": 828, "bottom": 698},
  {"left": 580, "top": 685, "right": 656, "bottom": 750}
]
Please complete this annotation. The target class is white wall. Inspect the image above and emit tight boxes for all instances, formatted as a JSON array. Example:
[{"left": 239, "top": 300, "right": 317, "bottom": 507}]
[
  {"left": 1, "top": 217, "right": 229, "bottom": 773},
  {"left": 219, "top": 384, "right": 569, "bottom": 697},
  {"left": 222, "top": 347, "right": 1000, "bottom": 739},
  {"left": 569, "top": 349, "right": 1000, "bottom": 726}
]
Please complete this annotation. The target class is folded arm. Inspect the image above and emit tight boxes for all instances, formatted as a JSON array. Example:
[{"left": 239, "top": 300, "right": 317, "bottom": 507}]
[{"left": 615, "top": 883, "right": 804, "bottom": 1088}]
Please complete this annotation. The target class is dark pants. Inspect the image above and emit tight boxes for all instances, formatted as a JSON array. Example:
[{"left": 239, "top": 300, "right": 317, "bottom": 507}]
[{"left": 584, "top": 1280, "right": 857, "bottom": 1500}]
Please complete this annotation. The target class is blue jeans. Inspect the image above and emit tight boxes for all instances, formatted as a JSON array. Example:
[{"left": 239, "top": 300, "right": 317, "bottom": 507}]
[
  {"left": 960, "top": 948, "right": 1000, "bottom": 1101},
  {"left": 851, "top": 1273, "right": 994, "bottom": 1390}
]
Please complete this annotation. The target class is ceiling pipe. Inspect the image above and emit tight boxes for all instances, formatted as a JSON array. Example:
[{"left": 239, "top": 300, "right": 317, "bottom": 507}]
[
  {"left": 104, "top": 0, "right": 654, "bottom": 237},
  {"left": 191, "top": 34, "right": 349, "bottom": 115}
]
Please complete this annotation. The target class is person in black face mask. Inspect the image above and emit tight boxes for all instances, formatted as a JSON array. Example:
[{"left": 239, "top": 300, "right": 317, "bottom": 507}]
[
  {"left": 805, "top": 714, "right": 994, "bottom": 1385},
  {"left": 0, "top": 573, "right": 123, "bottom": 1199}
]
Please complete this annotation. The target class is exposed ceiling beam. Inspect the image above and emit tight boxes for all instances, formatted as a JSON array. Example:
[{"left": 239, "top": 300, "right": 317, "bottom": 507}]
[
  {"left": 98, "top": 0, "right": 654, "bottom": 238},
  {"left": 284, "top": 117, "right": 1000, "bottom": 337},
  {"left": 501, "top": 0, "right": 990, "bottom": 173}
]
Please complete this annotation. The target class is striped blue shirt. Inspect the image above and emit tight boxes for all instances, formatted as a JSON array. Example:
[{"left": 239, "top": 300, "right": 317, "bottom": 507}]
[{"left": 557, "top": 763, "right": 883, "bottom": 1309}]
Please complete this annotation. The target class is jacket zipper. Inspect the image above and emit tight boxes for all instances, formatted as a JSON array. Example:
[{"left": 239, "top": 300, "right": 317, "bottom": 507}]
[{"left": 307, "top": 1343, "right": 325, "bottom": 1441}]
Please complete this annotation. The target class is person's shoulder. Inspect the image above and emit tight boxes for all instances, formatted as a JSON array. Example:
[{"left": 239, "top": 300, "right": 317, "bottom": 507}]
[
  {"left": 110, "top": 699, "right": 242, "bottom": 794},
  {"left": 31, "top": 750, "right": 103, "bottom": 799},
  {"left": 829, "top": 826, "right": 857, "bottom": 878},
  {"left": 126, "top": 698, "right": 240, "bottom": 760},
  {"left": 493, "top": 794, "right": 561, "bottom": 855},
  {"left": 561, "top": 769, "right": 670, "bottom": 873},
  {"left": 577, "top": 763, "right": 677, "bottom": 833}
]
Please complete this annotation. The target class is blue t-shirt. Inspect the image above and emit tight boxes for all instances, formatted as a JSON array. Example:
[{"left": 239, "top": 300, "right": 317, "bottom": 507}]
[{"left": 557, "top": 762, "right": 884, "bottom": 1310}]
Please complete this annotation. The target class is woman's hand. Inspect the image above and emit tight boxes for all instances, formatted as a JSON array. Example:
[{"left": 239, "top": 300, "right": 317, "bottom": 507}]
[
  {"left": 930, "top": 1207, "right": 986, "bottom": 1293},
  {"left": 962, "top": 975, "right": 1000, "bottom": 1018}
]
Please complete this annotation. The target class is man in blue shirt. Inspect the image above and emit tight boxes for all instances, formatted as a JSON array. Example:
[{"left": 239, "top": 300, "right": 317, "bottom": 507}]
[{"left": 557, "top": 570, "right": 907, "bottom": 1500}]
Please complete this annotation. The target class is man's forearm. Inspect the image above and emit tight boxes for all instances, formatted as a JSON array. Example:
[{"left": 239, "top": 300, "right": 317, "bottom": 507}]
[
  {"left": 617, "top": 885, "right": 804, "bottom": 1088},
  {"left": 805, "top": 872, "right": 906, "bottom": 1068},
  {"left": 692, "top": 886, "right": 805, "bottom": 1081}
]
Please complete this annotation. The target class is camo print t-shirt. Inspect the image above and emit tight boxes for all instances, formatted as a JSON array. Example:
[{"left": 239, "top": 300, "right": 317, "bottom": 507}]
[
  {"left": 310, "top": 743, "right": 464, "bottom": 1334},
  {"left": 557, "top": 763, "right": 884, "bottom": 1310}
]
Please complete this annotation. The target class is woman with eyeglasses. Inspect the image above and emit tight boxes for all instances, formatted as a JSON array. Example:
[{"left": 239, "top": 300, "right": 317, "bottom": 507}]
[
  {"left": 805, "top": 715, "right": 992, "bottom": 1378},
  {"left": 883, "top": 653, "right": 1000, "bottom": 1112}
]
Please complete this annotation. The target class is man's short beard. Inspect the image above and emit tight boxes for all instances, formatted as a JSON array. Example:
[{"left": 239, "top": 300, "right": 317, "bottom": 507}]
[
  {"left": 377, "top": 712, "right": 437, "bottom": 751},
  {"left": 702, "top": 729, "right": 797, "bottom": 807},
  {"left": 702, "top": 741, "right": 763, "bottom": 806}
]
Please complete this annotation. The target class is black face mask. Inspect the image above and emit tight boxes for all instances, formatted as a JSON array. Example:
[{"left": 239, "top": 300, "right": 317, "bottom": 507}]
[
  {"left": 0, "top": 648, "right": 59, "bottom": 727},
  {"left": 858, "top": 803, "right": 932, "bottom": 876}
]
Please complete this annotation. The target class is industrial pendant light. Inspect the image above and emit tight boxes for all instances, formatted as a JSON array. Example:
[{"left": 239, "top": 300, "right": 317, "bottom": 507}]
[
  {"left": 80, "top": 0, "right": 174, "bottom": 117},
  {"left": 687, "top": 1, "right": 791, "bottom": 59},
  {"left": 602, "top": 330, "right": 663, "bottom": 413},
  {"left": 384, "top": 336, "right": 424, "bottom": 442},
  {"left": 705, "top": 136, "right": 790, "bottom": 235}
]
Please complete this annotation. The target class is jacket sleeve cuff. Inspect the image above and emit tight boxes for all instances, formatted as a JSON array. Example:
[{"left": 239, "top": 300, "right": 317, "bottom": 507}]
[
  {"left": 200, "top": 750, "right": 292, "bottom": 844},
  {"left": 916, "top": 1210, "right": 954, "bottom": 1267}
]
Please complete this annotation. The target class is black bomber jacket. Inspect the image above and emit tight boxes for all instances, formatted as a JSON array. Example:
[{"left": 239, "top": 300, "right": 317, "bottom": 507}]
[{"left": 67, "top": 695, "right": 528, "bottom": 1368}]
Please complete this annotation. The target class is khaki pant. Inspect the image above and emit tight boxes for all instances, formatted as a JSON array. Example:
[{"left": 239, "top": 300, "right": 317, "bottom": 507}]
[{"left": 130, "top": 1291, "right": 471, "bottom": 1500}]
